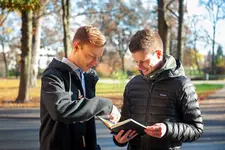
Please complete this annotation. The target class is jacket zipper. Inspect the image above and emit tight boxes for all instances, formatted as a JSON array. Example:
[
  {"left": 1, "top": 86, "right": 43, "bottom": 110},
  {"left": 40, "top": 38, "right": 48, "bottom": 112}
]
[
  {"left": 145, "top": 81, "right": 154, "bottom": 124},
  {"left": 82, "top": 135, "right": 86, "bottom": 148},
  {"left": 144, "top": 81, "right": 155, "bottom": 149}
]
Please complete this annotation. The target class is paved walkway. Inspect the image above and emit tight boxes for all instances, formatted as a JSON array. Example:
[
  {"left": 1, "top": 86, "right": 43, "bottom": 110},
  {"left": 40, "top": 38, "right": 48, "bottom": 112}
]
[
  {"left": 0, "top": 82, "right": 225, "bottom": 150},
  {"left": 1, "top": 81, "right": 224, "bottom": 119}
]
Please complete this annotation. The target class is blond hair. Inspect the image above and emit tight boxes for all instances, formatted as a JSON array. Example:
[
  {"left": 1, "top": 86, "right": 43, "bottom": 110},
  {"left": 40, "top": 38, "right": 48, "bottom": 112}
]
[
  {"left": 73, "top": 25, "right": 106, "bottom": 47},
  {"left": 129, "top": 28, "right": 163, "bottom": 53}
]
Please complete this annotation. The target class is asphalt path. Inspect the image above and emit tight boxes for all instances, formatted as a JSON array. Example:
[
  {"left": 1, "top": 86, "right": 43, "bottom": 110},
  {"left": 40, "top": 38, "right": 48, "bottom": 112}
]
[{"left": 0, "top": 81, "right": 225, "bottom": 150}]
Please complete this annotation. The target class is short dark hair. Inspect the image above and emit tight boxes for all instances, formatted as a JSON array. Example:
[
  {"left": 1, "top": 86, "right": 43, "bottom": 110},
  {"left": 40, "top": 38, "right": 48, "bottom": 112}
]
[
  {"left": 129, "top": 28, "right": 163, "bottom": 53},
  {"left": 73, "top": 25, "right": 106, "bottom": 47}
]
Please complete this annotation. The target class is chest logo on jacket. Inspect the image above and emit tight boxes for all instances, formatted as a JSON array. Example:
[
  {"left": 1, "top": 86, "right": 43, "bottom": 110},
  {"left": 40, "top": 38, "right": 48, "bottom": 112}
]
[{"left": 159, "top": 93, "right": 167, "bottom": 97}]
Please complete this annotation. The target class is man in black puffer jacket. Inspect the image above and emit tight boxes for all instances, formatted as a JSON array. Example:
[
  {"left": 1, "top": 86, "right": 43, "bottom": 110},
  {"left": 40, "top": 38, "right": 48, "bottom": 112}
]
[{"left": 113, "top": 28, "right": 203, "bottom": 150}]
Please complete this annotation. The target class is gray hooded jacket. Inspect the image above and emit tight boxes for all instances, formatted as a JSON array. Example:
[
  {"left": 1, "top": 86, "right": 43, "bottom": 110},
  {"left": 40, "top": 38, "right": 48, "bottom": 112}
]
[{"left": 40, "top": 58, "right": 113, "bottom": 150}]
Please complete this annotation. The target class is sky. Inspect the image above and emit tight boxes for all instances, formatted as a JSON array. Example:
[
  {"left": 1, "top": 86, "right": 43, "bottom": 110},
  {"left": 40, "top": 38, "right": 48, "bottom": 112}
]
[
  {"left": 186, "top": 0, "right": 225, "bottom": 55},
  {"left": 1, "top": 0, "right": 225, "bottom": 56}
]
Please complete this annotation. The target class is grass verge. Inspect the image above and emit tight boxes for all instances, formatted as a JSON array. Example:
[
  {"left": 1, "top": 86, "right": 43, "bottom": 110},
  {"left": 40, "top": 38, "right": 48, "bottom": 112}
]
[{"left": 0, "top": 79, "right": 224, "bottom": 108}]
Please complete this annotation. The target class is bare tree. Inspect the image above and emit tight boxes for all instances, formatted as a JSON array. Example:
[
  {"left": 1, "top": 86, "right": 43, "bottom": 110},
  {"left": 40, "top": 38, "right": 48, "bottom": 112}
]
[
  {"left": 188, "top": 15, "right": 202, "bottom": 72},
  {"left": 200, "top": 0, "right": 225, "bottom": 74},
  {"left": 158, "top": 0, "right": 168, "bottom": 55},
  {"left": 0, "top": 26, "right": 9, "bottom": 78},
  {"left": 0, "top": 8, "right": 14, "bottom": 78},
  {"left": 61, "top": 0, "right": 71, "bottom": 57},
  {"left": 78, "top": 0, "right": 152, "bottom": 72},
  {"left": 177, "top": 0, "right": 184, "bottom": 61},
  {"left": 16, "top": 10, "right": 33, "bottom": 102},
  {"left": 0, "top": 8, "right": 12, "bottom": 26},
  {"left": 30, "top": 0, "right": 49, "bottom": 87}
]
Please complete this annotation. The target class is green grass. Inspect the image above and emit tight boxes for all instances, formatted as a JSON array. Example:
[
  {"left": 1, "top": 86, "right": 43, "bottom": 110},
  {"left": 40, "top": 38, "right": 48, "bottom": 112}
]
[
  {"left": 96, "top": 82, "right": 224, "bottom": 96},
  {"left": 96, "top": 83, "right": 126, "bottom": 96},
  {"left": 0, "top": 79, "right": 223, "bottom": 99},
  {"left": 0, "top": 79, "right": 224, "bottom": 108},
  {"left": 195, "top": 84, "right": 224, "bottom": 94}
]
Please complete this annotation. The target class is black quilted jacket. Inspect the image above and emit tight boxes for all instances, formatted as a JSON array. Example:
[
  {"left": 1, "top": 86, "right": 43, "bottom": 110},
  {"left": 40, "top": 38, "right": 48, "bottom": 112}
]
[{"left": 114, "top": 55, "right": 203, "bottom": 150}]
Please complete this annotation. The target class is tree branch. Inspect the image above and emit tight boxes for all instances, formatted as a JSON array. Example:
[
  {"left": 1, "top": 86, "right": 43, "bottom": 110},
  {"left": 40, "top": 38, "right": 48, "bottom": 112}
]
[
  {"left": 0, "top": 9, "right": 12, "bottom": 26},
  {"left": 165, "top": 0, "right": 178, "bottom": 18},
  {"left": 71, "top": 8, "right": 119, "bottom": 18}
]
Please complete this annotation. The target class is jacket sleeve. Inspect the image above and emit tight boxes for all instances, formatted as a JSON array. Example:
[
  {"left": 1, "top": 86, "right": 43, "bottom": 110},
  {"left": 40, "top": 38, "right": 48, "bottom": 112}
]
[
  {"left": 164, "top": 79, "right": 204, "bottom": 142},
  {"left": 41, "top": 70, "right": 113, "bottom": 124},
  {"left": 113, "top": 83, "right": 130, "bottom": 147}
]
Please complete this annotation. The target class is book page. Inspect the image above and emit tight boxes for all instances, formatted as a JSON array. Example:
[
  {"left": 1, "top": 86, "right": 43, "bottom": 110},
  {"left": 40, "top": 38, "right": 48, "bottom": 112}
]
[
  {"left": 111, "top": 119, "right": 131, "bottom": 128},
  {"left": 97, "top": 116, "right": 114, "bottom": 128}
]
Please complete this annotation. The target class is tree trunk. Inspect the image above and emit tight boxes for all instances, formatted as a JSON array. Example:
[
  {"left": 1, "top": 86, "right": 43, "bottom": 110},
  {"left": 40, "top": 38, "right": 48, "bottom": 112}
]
[
  {"left": 1, "top": 36, "right": 8, "bottom": 78},
  {"left": 193, "top": 37, "right": 201, "bottom": 72},
  {"left": 177, "top": 0, "right": 183, "bottom": 61},
  {"left": 212, "top": 25, "right": 216, "bottom": 74},
  {"left": 166, "top": 28, "right": 171, "bottom": 55},
  {"left": 16, "top": 10, "right": 32, "bottom": 103},
  {"left": 30, "top": 0, "right": 49, "bottom": 87},
  {"left": 61, "top": 0, "right": 71, "bottom": 57},
  {"left": 30, "top": 9, "right": 43, "bottom": 87},
  {"left": 169, "top": 33, "right": 173, "bottom": 55},
  {"left": 121, "top": 54, "right": 125, "bottom": 73},
  {"left": 158, "top": 0, "right": 168, "bottom": 56}
]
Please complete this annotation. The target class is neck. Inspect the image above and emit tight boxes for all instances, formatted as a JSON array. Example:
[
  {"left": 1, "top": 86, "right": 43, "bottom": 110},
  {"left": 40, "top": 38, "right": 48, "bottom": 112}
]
[
  {"left": 68, "top": 55, "right": 80, "bottom": 68},
  {"left": 156, "top": 60, "right": 164, "bottom": 70}
]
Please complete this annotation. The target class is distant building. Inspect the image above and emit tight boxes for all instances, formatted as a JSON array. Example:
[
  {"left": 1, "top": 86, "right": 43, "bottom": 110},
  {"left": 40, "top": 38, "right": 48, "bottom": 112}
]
[
  {"left": 39, "top": 47, "right": 58, "bottom": 69},
  {"left": 0, "top": 45, "right": 60, "bottom": 77}
]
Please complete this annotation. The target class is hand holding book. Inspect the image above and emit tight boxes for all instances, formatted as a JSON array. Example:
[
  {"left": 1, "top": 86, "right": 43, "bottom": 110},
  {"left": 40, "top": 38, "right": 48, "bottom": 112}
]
[
  {"left": 108, "top": 105, "right": 121, "bottom": 123},
  {"left": 97, "top": 116, "right": 146, "bottom": 134},
  {"left": 114, "top": 129, "right": 138, "bottom": 144}
]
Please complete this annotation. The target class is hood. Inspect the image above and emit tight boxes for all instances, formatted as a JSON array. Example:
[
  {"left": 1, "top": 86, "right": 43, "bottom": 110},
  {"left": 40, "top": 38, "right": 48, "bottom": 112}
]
[
  {"left": 44, "top": 58, "right": 74, "bottom": 73},
  {"left": 43, "top": 58, "right": 98, "bottom": 80},
  {"left": 144, "top": 54, "right": 185, "bottom": 81}
]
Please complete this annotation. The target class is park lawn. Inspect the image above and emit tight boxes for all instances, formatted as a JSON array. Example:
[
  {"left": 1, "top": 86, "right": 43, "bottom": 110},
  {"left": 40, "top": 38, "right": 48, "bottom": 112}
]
[{"left": 0, "top": 79, "right": 224, "bottom": 108}]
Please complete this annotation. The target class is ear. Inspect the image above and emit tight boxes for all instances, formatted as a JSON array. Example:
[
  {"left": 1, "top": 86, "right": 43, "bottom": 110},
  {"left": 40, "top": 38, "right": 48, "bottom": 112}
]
[
  {"left": 73, "top": 42, "right": 78, "bottom": 52},
  {"left": 73, "top": 42, "right": 81, "bottom": 52},
  {"left": 155, "top": 50, "right": 162, "bottom": 59}
]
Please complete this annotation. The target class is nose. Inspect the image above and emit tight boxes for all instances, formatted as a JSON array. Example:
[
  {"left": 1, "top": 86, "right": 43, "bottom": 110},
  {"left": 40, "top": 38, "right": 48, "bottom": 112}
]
[
  {"left": 137, "top": 63, "right": 143, "bottom": 70},
  {"left": 91, "top": 58, "right": 99, "bottom": 66},
  {"left": 138, "top": 64, "right": 147, "bottom": 72}
]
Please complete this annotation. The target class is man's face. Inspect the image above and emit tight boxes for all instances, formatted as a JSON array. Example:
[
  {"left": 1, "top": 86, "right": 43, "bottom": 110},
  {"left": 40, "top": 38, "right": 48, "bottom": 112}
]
[
  {"left": 132, "top": 50, "right": 161, "bottom": 76},
  {"left": 75, "top": 43, "right": 104, "bottom": 72}
]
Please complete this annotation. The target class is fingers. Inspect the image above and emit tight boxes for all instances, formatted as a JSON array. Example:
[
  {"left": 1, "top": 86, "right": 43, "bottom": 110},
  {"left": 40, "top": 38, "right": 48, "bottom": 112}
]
[
  {"left": 114, "top": 130, "right": 138, "bottom": 144},
  {"left": 144, "top": 129, "right": 162, "bottom": 138},
  {"left": 144, "top": 123, "right": 167, "bottom": 138},
  {"left": 109, "top": 105, "right": 121, "bottom": 123},
  {"left": 116, "top": 130, "right": 125, "bottom": 138},
  {"left": 129, "top": 131, "right": 138, "bottom": 139},
  {"left": 107, "top": 115, "right": 113, "bottom": 120}
]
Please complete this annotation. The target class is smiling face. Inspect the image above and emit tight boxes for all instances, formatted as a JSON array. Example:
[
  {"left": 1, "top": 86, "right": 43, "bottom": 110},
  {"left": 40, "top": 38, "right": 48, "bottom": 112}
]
[
  {"left": 73, "top": 43, "right": 104, "bottom": 72},
  {"left": 128, "top": 28, "right": 164, "bottom": 76},
  {"left": 132, "top": 50, "right": 162, "bottom": 76},
  {"left": 68, "top": 25, "right": 106, "bottom": 72}
]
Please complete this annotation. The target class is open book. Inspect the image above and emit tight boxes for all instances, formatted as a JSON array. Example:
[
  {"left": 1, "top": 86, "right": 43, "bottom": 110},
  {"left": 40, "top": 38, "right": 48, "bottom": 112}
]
[{"left": 97, "top": 116, "right": 146, "bottom": 134}]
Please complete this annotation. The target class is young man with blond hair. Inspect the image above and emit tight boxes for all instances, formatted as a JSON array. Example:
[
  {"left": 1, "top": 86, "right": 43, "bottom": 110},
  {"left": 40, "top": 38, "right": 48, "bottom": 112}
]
[
  {"left": 113, "top": 28, "right": 203, "bottom": 150},
  {"left": 40, "top": 25, "right": 120, "bottom": 150}
]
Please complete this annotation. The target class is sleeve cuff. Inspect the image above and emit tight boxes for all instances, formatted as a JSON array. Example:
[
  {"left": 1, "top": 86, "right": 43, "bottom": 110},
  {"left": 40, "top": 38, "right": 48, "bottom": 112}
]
[{"left": 164, "top": 122, "right": 172, "bottom": 137}]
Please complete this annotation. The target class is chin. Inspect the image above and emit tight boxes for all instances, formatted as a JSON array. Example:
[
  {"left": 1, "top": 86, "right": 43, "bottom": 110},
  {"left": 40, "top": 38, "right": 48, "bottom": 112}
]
[
  {"left": 83, "top": 68, "right": 88, "bottom": 72},
  {"left": 141, "top": 70, "right": 149, "bottom": 76},
  {"left": 84, "top": 67, "right": 91, "bottom": 72}
]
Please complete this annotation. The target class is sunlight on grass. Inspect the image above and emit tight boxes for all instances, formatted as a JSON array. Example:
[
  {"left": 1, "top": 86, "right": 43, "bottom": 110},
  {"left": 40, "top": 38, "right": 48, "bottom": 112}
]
[
  {"left": 0, "top": 79, "right": 224, "bottom": 108},
  {"left": 96, "top": 82, "right": 125, "bottom": 97}
]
